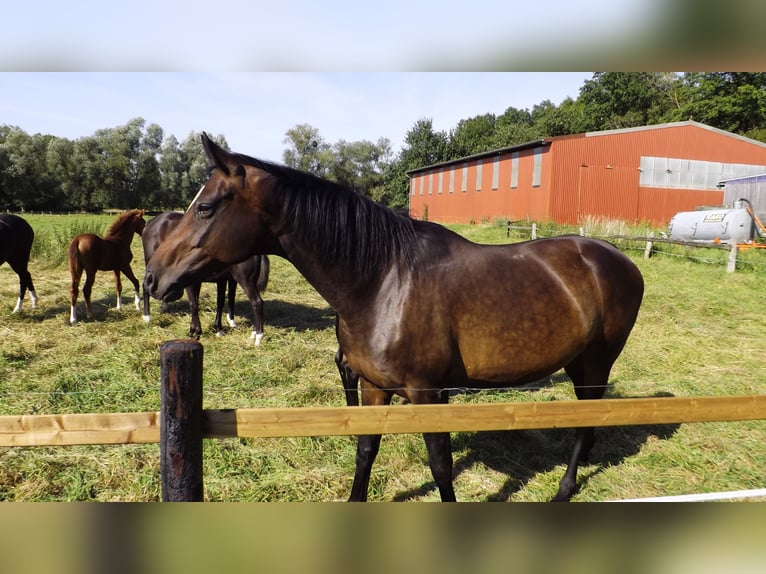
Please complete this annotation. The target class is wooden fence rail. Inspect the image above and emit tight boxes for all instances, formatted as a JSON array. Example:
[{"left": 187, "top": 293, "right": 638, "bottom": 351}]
[{"left": 2, "top": 394, "right": 766, "bottom": 447}]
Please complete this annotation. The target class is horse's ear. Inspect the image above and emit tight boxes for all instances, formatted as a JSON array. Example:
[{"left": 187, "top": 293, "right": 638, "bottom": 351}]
[{"left": 201, "top": 132, "right": 237, "bottom": 177}]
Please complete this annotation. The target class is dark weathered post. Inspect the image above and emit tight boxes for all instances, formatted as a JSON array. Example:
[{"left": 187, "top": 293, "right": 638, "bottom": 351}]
[{"left": 160, "top": 339, "right": 204, "bottom": 501}]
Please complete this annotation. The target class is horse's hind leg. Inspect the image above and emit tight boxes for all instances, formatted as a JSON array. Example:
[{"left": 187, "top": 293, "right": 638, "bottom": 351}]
[
  {"left": 349, "top": 381, "right": 392, "bottom": 501},
  {"left": 240, "top": 278, "right": 264, "bottom": 345},
  {"left": 226, "top": 277, "right": 237, "bottom": 329},
  {"left": 83, "top": 272, "right": 97, "bottom": 320},
  {"left": 70, "top": 268, "right": 82, "bottom": 324},
  {"left": 9, "top": 259, "right": 37, "bottom": 312},
  {"left": 232, "top": 265, "right": 264, "bottom": 344},
  {"left": 553, "top": 354, "right": 609, "bottom": 502},
  {"left": 121, "top": 265, "right": 141, "bottom": 311}
]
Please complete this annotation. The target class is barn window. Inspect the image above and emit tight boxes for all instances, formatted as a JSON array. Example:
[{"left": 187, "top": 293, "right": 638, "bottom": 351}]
[
  {"left": 475, "top": 159, "right": 483, "bottom": 191},
  {"left": 532, "top": 148, "right": 542, "bottom": 187},
  {"left": 492, "top": 157, "right": 499, "bottom": 190},
  {"left": 428, "top": 171, "right": 433, "bottom": 195},
  {"left": 438, "top": 170, "right": 443, "bottom": 194},
  {"left": 419, "top": 175, "right": 423, "bottom": 196},
  {"left": 449, "top": 167, "right": 455, "bottom": 193},
  {"left": 461, "top": 163, "right": 468, "bottom": 192},
  {"left": 411, "top": 178, "right": 415, "bottom": 196},
  {"left": 510, "top": 153, "right": 519, "bottom": 188}
]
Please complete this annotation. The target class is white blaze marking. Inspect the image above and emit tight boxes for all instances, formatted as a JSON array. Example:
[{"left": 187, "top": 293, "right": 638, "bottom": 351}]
[{"left": 186, "top": 184, "right": 206, "bottom": 213}]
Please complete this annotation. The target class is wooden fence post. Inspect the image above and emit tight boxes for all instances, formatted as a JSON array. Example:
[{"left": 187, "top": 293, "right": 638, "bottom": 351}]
[
  {"left": 160, "top": 339, "right": 204, "bottom": 502},
  {"left": 644, "top": 232, "right": 655, "bottom": 259},
  {"left": 727, "top": 241, "right": 738, "bottom": 273}
]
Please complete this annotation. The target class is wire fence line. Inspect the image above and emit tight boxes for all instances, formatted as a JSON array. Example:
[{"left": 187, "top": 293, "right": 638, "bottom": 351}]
[{"left": 506, "top": 222, "right": 765, "bottom": 270}]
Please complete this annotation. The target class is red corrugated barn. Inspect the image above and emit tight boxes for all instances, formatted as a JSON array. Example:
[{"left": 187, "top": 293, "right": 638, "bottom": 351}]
[{"left": 407, "top": 121, "right": 766, "bottom": 226}]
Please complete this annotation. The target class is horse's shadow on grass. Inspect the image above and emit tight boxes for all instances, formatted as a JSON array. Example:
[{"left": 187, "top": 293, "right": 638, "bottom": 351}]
[
  {"left": 144, "top": 297, "right": 335, "bottom": 334},
  {"left": 391, "top": 383, "right": 680, "bottom": 502},
  {"left": 9, "top": 295, "right": 141, "bottom": 325},
  {"left": 252, "top": 299, "right": 335, "bottom": 332}
]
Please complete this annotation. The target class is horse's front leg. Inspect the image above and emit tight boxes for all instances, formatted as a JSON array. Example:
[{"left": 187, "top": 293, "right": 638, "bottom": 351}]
[
  {"left": 423, "top": 432, "right": 456, "bottom": 502},
  {"left": 213, "top": 279, "right": 227, "bottom": 336},
  {"left": 349, "top": 380, "right": 391, "bottom": 501},
  {"left": 417, "top": 390, "right": 456, "bottom": 502},
  {"left": 186, "top": 284, "right": 203, "bottom": 339},
  {"left": 552, "top": 427, "right": 595, "bottom": 502}
]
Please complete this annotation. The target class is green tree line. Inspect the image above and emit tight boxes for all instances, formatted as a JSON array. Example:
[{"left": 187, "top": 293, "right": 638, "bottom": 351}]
[{"left": 2, "top": 73, "right": 765, "bottom": 213}]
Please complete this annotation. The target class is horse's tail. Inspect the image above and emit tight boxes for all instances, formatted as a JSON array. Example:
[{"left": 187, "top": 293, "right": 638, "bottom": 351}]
[
  {"left": 256, "top": 255, "right": 270, "bottom": 292},
  {"left": 67, "top": 236, "right": 84, "bottom": 280}
]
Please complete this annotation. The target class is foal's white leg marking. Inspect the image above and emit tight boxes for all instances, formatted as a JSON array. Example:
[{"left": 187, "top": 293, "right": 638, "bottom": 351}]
[
  {"left": 227, "top": 313, "right": 237, "bottom": 328},
  {"left": 252, "top": 331, "right": 264, "bottom": 346},
  {"left": 12, "top": 298, "right": 22, "bottom": 313},
  {"left": 143, "top": 313, "right": 151, "bottom": 323},
  {"left": 70, "top": 306, "right": 77, "bottom": 324},
  {"left": 115, "top": 296, "right": 122, "bottom": 310},
  {"left": 134, "top": 292, "right": 141, "bottom": 311},
  {"left": 30, "top": 290, "right": 38, "bottom": 309}
]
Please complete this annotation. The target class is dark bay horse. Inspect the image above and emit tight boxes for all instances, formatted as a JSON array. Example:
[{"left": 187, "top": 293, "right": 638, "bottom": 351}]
[
  {"left": 0, "top": 214, "right": 38, "bottom": 312},
  {"left": 69, "top": 209, "right": 146, "bottom": 324},
  {"left": 142, "top": 211, "right": 270, "bottom": 342},
  {"left": 145, "top": 133, "right": 645, "bottom": 502}
]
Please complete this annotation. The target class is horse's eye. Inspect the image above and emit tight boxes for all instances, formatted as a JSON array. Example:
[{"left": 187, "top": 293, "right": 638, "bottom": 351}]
[{"left": 196, "top": 202, "right": 215, "bottom": 219}]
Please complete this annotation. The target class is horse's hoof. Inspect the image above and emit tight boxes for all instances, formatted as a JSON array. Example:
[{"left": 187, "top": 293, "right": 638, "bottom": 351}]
[{"left": 142, "top": 315, "right": 151, "bottom": 323}]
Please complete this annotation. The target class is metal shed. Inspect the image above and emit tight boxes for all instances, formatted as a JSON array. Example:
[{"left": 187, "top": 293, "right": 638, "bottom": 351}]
[{"left": 720, "top": 173, "right": 766, "bottom": 214}]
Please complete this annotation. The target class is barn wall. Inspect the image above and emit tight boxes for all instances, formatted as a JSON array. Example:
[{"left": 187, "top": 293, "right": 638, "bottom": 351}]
[
  {"left": 410, "top": 147, "right": 551, "bottom": 223},
  {"left": 409, "top": 122, "right": 766, "bottom": 226}
]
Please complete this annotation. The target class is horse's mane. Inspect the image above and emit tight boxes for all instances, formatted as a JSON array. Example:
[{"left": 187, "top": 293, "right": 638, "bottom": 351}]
[
  {"left": 235, "top": 154, "right": 419, "bottom": 277},
  {"left": 105, "top": 209, "right": 142, "bottom": 238}
]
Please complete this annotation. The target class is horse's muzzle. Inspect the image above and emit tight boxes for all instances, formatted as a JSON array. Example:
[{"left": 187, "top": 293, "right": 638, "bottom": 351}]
[{"left": 143, "top": 269, "right": 184, "bottom": 303}]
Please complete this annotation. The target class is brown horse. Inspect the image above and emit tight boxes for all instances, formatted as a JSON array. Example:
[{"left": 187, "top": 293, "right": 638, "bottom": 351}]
[
  {"left": 145, "top": 134, "right": 645, "bottom": 502},
  {"left": 0, "top": 214, "right": 38, "bottom": 312},
  {"left": 142, "top": 211, "right": 270, "bottom": 342},
  {"left": 69, "top": 209, "right": 146, "bottom": 324}
]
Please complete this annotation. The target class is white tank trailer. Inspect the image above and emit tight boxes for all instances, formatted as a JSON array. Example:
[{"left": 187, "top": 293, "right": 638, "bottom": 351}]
[{"left": 668, "top": 199, "right": 764, "bottom": 244}]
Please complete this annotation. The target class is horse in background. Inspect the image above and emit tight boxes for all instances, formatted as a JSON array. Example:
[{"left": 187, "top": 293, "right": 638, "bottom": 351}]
[
  {"left": 142, "top": 211, "right": 269, "bottom": 343},
  {"left": 145, "top": 134, "right": 644, "bottom": 502},
  {"left": 0, "top": 214, "right": 38, "bottom": 312},
  {"left": 68, "top": 209, "right": 146, "bottom": 324}
]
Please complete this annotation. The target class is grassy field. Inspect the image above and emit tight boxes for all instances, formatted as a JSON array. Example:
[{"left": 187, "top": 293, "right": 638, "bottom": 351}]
[{"left": 0, "top": 214, "right": 765, "bottom": 501}]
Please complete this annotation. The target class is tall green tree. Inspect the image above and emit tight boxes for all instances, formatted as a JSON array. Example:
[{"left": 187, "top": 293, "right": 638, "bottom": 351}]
[
  {"left": 578, "top": 72, "right": 678, "bottom": 130},
  {"left": 282, "top": 124, "right": 332, "bottom": 176},
  {"left": 530, "top": 98, "right": 588, "bottom": 138},
  {"left": 669, "top": 72, "right": 766, "bottom": 141},
  {"left": 327, "top": 137, "right": 392, "bottom": 199},
  {"left": 382, "top": 118, "right": 450, "bottom": 211},
  {"left": 448, "top": 113, "right": 497, "bottom": 158},
  {"left": 492, "top": 106, "right": 535, "bottom": 147}
]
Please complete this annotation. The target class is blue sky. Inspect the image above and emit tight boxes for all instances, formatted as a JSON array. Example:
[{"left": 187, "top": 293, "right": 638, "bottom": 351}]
[
  {"left": 0, "top": 73, "right": 593, "bottom": 162},
  {"left": 1, "top": 1, "right": 652, "bottom": 71}
]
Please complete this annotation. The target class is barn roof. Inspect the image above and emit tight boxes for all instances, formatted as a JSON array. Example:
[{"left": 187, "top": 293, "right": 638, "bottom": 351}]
[
  {"left": 406, "top": 139, "right": 549, "bottom": 176},
  {"left": 406, "top": 121, "right": 766, "bottom": 177}
]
